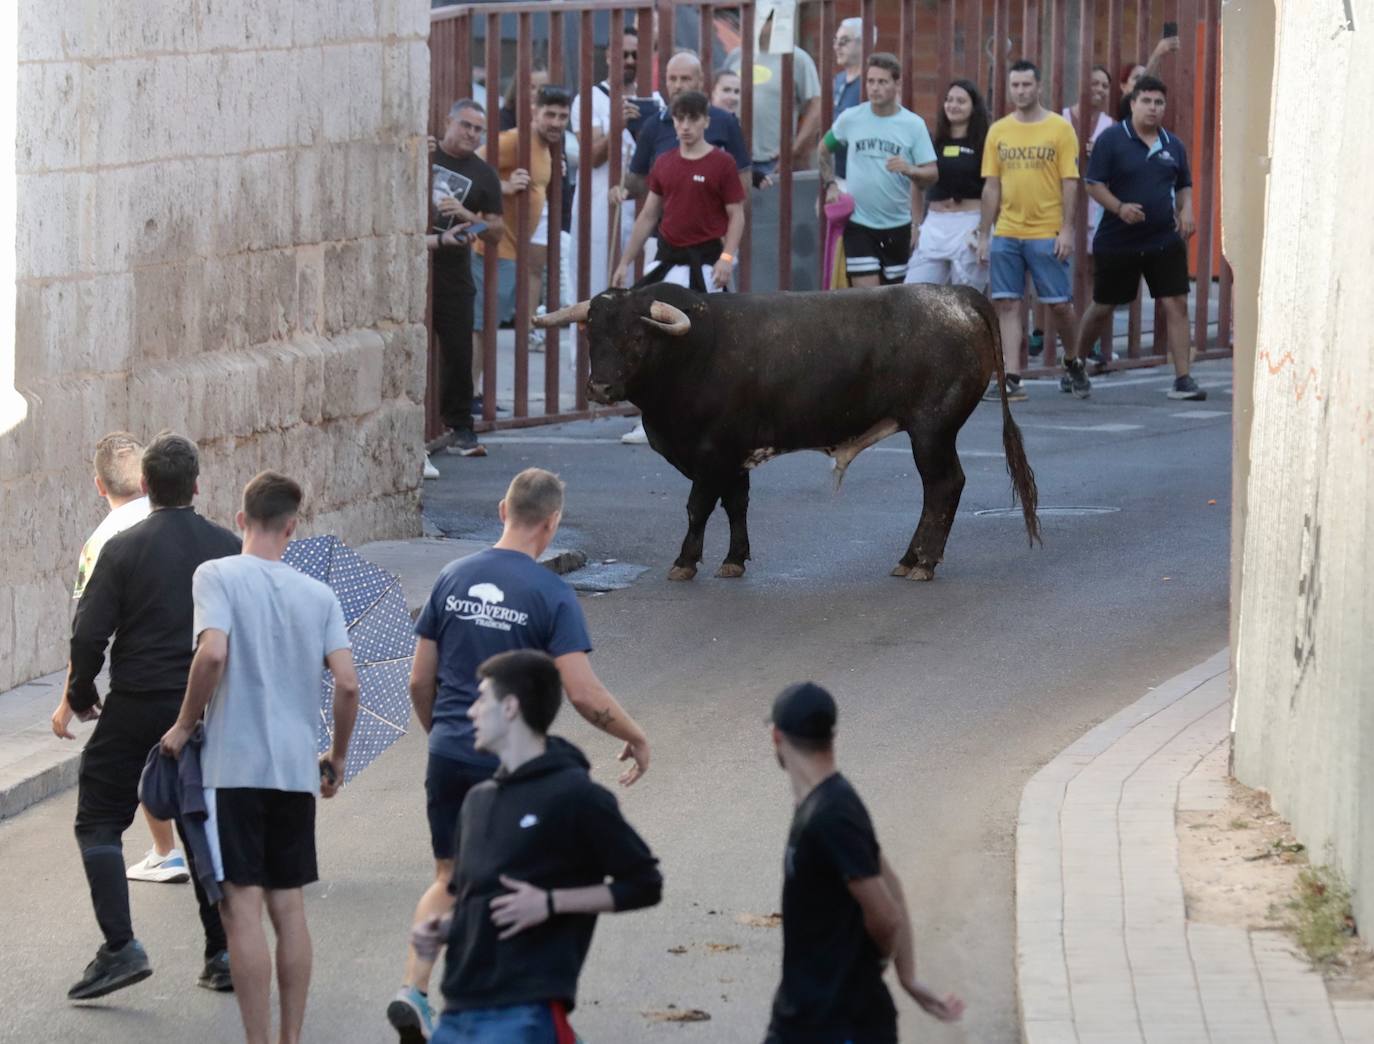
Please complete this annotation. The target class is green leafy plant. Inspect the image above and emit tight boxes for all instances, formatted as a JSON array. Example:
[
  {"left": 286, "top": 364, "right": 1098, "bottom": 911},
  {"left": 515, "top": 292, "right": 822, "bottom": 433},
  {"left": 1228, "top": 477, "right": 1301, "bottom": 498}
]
[{"left": 1286, "top": 866, "right": 1355, "bottom": 964}]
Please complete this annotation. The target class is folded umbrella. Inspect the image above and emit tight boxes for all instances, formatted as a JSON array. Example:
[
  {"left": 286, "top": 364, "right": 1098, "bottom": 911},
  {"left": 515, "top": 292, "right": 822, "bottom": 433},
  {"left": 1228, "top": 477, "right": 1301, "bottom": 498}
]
[{"left": 283, "top": 535, "right": 415, "bottom": 782}]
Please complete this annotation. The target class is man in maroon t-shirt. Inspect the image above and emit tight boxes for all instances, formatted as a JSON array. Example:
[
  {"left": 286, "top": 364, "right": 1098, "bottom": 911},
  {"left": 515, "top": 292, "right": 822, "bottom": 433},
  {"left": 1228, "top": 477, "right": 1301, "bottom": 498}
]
[{"left": 613, "top": 91, "right": 746, "bottom": 294}]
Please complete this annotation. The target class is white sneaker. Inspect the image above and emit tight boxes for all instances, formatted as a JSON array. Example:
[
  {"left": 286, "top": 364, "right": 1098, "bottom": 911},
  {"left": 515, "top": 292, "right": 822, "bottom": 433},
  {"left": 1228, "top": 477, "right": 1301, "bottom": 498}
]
[
  {"left": 127, "top": 847, "right": 190, "bottom": 883},
  {"left": 621, "top": 422, "right": 648, "bottom": 445},
  {"left": 423, "top": 454, "right": 440, "bottom": 480}
]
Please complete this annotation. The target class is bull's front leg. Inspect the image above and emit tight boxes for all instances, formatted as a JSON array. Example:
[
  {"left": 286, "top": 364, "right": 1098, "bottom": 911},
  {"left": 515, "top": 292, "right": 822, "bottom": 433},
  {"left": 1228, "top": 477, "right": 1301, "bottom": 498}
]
[
  {"left": 715, "top": 471, "right": 751, "bottom": 578},
  {"left": 669, "top": 479, "right": 721, "bottom": 581}
]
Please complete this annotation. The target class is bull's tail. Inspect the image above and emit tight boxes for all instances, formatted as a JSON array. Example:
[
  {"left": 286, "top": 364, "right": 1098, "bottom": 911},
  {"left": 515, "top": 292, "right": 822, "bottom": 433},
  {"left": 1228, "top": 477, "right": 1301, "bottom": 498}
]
[{"left": 980, "top": 298, "right": 1041, "bottom": 546}]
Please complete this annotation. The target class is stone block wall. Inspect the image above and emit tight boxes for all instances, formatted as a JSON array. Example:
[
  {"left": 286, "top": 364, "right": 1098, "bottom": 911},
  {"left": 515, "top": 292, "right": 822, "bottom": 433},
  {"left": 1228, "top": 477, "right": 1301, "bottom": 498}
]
[{"left": 0, "top": 1, "right": 432, "bottom": 691}]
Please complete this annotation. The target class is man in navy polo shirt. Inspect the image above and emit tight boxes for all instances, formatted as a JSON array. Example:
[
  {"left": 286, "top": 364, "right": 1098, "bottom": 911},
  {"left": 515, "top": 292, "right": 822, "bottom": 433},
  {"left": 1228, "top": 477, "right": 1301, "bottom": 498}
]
[
  {"left": 618, "top": 51, "right": 751, "bottom": 203},
  {"left": 1069, "top": 75, "right": 1206, "bottom": 400}
]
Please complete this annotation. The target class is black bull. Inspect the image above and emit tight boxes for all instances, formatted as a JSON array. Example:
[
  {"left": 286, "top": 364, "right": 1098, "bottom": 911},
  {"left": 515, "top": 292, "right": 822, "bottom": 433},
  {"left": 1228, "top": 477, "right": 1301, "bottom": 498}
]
[{"left": 535, "top": 282, "right": 1040, "bottom": 581}]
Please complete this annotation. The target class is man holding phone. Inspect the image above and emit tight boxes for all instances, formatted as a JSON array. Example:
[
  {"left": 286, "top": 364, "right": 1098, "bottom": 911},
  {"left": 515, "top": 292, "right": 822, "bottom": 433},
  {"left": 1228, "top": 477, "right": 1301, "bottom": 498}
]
[
  {"left": 161, "top": 471, "right": 359, "bottom": 1044},
  {"left": 430, "top": 98, "right": 504, "bottom": 460}
]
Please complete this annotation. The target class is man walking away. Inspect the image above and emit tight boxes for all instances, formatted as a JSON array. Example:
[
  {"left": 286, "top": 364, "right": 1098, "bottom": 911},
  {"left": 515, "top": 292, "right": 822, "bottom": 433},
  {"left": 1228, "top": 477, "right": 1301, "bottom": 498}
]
[
  {"left": 410, "top": 649, "right": 662, "bottom": 1043},
  {"left": 53, "top": 433, "right": 189, "bottom": 885},
  {"left": 819, "top": 53, "right": 938, "bottom": 287},
  {"left": 612, "top": 90, "right": 746, "bottom": 295},
  {"left": 765, "top": 682, "right": 964, "bottom": 1043},
  {"left": 160, "top": 470, "right": 359, "bottom": 1044},
  {"left": 432, "top": 99, "right": 505, "bottom": 458},
  {"left": 978, "top": 60, "right": 1082, "bottom": 402},
  {"left": 65, "top": 432, "right": 239, "bottom": 1001},
  {"left": 389, "top": 467, "right": 651, "bottom": 1042},
  {"left": 1074, "top": 76, "right": 1206, "bottom": 400}
]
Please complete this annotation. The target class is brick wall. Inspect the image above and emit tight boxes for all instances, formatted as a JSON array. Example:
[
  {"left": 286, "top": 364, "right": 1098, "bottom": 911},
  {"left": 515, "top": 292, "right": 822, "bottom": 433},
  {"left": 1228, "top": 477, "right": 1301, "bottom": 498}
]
[{"left": 0, "top": 1, "right": 433, "bottom": 691}]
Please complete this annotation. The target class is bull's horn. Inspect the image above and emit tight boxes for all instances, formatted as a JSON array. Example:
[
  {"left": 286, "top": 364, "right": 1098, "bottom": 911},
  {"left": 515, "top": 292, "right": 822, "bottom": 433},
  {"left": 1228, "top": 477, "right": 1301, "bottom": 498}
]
[
  {"left": 533, "top": 300, "right": 591, "bottom": 328},
  {"left": 640, "top": 300, "right": 691, "bottom": 336}
]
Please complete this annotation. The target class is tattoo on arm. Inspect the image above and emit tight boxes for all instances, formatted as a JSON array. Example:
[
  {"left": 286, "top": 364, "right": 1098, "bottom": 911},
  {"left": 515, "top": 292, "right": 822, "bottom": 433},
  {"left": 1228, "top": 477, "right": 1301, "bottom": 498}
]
[
  {"left": 818, "top": 146, "right": 835, "bottom": 184},
  {"left": 590, "top": 708, "right": 615, "bottom": 729}
]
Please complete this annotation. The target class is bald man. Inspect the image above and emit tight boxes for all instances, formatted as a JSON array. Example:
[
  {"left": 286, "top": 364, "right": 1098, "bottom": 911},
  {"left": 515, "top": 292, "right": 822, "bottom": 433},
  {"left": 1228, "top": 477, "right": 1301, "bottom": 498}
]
[{"left": 617, "top": 52, "right": 751, "bottom": 204}]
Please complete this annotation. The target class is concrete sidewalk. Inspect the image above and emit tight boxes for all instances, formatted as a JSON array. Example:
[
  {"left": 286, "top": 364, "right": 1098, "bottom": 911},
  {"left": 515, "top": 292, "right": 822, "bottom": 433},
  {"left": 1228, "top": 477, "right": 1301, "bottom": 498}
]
[
  {"left": 1016, "top": 649, "right": 1374, "bottom": 1043},
  {"left": 0, "top": 536, "right": 585, "bottom": 823}
]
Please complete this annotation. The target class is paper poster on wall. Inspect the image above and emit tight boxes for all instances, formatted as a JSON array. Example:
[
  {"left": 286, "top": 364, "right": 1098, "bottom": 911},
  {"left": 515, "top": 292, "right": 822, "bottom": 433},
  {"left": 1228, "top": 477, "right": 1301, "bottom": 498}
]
[{"left": 756, "top": 0, "right": 797, "bottom": 55}]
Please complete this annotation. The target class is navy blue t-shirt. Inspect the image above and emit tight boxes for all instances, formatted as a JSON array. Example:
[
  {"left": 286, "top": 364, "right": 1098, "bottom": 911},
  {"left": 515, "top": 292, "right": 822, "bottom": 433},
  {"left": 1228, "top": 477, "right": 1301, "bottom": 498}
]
[
  {"left": 1086, "top": 121, "right": 1192, "bottom": 254},
  {"left": 415, "top": 548, "right": 592, "bottom": 765},
  {"left": 630, "top": 104, "right": 751, "bottom": 177},
  {"left": 832, "top": 71, "right": 863, "bottom": 179}
]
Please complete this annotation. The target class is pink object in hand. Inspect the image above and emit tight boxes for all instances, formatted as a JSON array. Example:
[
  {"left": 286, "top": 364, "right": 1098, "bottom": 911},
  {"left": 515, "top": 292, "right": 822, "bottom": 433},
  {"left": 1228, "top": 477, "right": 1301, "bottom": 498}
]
[{"left": 822, "top": 194, "right": 855, "bottom": 290}]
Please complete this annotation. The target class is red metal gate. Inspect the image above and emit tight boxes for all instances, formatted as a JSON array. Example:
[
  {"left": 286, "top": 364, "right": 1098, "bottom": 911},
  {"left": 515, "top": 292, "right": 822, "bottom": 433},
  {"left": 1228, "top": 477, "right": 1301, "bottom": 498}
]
[{"left": 426, "top": 0, "right": 1231, "bottom": 439}]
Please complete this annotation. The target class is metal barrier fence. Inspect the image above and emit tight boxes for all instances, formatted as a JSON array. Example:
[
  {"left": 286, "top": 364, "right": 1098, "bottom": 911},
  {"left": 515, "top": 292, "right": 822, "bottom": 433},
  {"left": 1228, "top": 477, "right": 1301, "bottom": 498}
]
[{"left": 425, "top": 0, "right": 1231, "bottom": 438}]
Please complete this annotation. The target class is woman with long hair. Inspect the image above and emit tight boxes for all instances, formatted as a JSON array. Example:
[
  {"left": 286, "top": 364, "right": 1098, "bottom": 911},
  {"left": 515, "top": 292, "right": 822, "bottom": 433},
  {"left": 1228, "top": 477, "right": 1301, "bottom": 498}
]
[{"left": 904, "top": 78, "right": 990, "bottom": 288}]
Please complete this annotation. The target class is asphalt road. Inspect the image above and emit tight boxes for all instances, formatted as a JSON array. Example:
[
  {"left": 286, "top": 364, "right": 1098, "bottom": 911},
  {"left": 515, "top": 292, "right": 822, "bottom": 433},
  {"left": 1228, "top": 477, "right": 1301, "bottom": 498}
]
[{"left": 0, "top": 360, "right": 1233, "bottom": 1043}]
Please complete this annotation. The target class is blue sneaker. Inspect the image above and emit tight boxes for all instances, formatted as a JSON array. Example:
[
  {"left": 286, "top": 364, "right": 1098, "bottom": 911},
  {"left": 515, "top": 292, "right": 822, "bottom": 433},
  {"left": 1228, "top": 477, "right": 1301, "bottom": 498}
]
[
  {"left": 387, "top": 986, "right": 434, "bottom": 1042},
  {"left": 126, "top": 847, "right": 190, "bottom": 884}
]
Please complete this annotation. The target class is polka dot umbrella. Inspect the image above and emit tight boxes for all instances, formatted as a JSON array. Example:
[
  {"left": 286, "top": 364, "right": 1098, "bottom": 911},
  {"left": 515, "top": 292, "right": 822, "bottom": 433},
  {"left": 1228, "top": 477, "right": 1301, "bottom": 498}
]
[{"left": 283, "top": 535, "right": 414, "bottom": 783}]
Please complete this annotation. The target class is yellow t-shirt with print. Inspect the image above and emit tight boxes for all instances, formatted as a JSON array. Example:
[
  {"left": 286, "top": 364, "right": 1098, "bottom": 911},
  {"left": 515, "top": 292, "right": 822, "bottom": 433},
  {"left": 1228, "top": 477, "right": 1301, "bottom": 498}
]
[{"left": 981, "top": 112, "right": 1079, "bottom": 238}]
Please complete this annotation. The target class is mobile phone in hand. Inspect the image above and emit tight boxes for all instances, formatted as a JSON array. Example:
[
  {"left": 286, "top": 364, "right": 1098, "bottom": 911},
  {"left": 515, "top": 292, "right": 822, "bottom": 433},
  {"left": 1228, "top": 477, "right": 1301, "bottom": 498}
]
[
  {"left": 1162, "top": 20, "right": 1178, "bottom": 38},
  {"left": 320, "top": 757, "right": 338, "bottom": 786},
  {"left": 466, "top": 221, "right": 487, "bottom": 237}
]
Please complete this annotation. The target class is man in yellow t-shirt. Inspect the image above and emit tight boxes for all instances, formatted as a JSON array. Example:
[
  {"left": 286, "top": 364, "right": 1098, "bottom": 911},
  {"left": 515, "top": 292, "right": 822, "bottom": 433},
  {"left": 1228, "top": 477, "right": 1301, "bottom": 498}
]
[{"left": 977, "top": 60, "right": 1081, "bottom": 401}]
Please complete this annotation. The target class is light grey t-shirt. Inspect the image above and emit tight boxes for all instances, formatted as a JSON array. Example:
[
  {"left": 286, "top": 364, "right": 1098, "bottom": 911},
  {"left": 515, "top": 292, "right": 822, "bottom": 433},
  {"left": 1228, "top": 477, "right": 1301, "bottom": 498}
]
[
  {"left": 193, "top": 554, "right": 350, "bottom": 795},
  {"left": 725, "top": 46, "right": 821, "bottom": 163}
]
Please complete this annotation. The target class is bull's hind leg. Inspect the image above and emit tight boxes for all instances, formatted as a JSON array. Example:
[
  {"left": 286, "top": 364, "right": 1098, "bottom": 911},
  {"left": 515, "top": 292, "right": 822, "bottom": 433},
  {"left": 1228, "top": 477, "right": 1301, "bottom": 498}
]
[
  {"left": 670, "top": 480, "right": 721, "bottom": 581},
  {"left": 716, "top": 472, "right": 751, "bottom": 578},
  {"left": 893, "top": 426, "right": 966, "bottom": 581}
]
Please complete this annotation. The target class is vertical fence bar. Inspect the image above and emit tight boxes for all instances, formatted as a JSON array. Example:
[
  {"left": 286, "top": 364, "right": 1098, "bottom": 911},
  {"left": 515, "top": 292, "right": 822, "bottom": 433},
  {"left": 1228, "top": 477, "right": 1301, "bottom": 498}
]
[
  {"left": 1072, "top": 0, "right": 1095, "bottom": 313},
  {"left": 657, "top": 0, "right": 674, "bottom": 95},
  {"left": 1136, "top": 0, "right": 1152, "bottom": 75},
  {"left": 1191, "top": 0, "right": 1217, "bottom": 354},
  {"left": 575, "top": 9, "right": 593, "bottom": 410},
  {"left": 513, "top": 10, "right": 533, "bottom": 418},
  {"left": 607, "top": 8, "right": 626, "bottom": 280},
  {"left": 1039, "top": 0, "right": 1067, "bottom": 369},
  {"left": 819, "top": 0, "right": 835, "bottom": 287},
  {"left": 900, "top": 0, "right": 916, "bottom": 110},
  {"left": 739, "top": 0, "right": 755, "bottom": 291},
  {"left": 545, "top": 10, "right": 564, "bottom": 412},
  {"left": 700, "top": 4, "right": 715, "bottom": 84},
  {"left": 939, "top": 0, "right": 955, "bottom": 90},
  {"left": 1021, "top": 0, "right": 1038, "bottom": 64},
  {"left": 973, "top": 0, "right": 988, "bottom": 105},
  {"left": 481, "top": 12, "right": 500, "bottom": 425},
  {"left": 634, "top": 5, "right": 654, "bottom": 284},
  {"left": 778, "top": 47, "right": 795, "bottom": 290},
  {"left": 993, "top": 0, "right": 1009, "bottom": 110},
  {"left": 1217, "top": 257, "right": 1232, "bottom": 348},
  {"left": 861, "top": 0, "right": 876, "bottom": 102}
]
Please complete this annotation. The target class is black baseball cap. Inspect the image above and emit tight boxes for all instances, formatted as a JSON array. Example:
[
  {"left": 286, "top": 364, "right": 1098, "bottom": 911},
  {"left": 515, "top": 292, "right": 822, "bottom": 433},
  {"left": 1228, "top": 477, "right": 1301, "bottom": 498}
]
[{"left": 769, "top": 681, "right": 837, "bottom": 740}]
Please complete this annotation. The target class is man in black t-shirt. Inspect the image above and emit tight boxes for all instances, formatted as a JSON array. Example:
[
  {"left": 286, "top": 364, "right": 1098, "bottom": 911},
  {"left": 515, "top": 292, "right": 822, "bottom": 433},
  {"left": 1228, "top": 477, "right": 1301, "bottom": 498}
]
[
  {"left": 765, "top": 683, "right": 964, "bottom": 1043},
  {"left": 430, "top": 98, "right": 504, "bottom": 458}
]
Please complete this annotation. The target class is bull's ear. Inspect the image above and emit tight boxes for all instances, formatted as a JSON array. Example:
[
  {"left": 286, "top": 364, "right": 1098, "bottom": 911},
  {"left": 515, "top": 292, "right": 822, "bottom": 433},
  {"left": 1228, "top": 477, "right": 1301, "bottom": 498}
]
[{"left": 640, "top": 301, "right": 691, "bottom": 336}]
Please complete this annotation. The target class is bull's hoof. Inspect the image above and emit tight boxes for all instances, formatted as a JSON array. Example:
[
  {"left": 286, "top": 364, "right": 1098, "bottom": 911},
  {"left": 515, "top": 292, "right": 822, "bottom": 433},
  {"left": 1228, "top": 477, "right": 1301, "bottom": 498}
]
[
  {"left": 890, "top": 563, "right": 913, "bottom": 578},
  {"left": 905, "top": 564, "right": 936, "bottom": 582},
  {"left": 667, "top": 564, "right": 698, "bottom": 581},
  {"left": 715, "top": 562, "right": 746, "bottom": 578}
]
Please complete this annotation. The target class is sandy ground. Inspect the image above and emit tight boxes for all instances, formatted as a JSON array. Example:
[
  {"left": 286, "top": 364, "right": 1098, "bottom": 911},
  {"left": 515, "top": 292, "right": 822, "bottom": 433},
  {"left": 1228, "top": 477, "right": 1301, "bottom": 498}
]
[{"left": 1178, "top": 777, "right": 1374, "bottom": 1000}]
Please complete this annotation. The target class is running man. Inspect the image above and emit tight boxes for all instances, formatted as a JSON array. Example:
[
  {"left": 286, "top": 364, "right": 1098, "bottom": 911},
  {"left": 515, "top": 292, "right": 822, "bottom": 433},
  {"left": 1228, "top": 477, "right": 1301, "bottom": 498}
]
[
  {"left": 410, "top": 650, "right": 662, "bottom": 1043},
  {"left": 978, "top": 60, "right": 1082, "bottom": 401},
  {"left": 388, "top": 468, "right": 651, "bottom": 1042},
  {"left": 765, "top": 682, "right": 964, "bottom": 1042},
  {"left": 64, "top": 433, "right": 237, "bottom": 1001},
  {"left": 1073, "top": 76, "right": 1206, "bottom": 400},
  {"left": 819, "top": 53, "right": 938, "bottom": 287},
  {"left": 161, "top": 471, "right": 359, "bottom": 1044}
]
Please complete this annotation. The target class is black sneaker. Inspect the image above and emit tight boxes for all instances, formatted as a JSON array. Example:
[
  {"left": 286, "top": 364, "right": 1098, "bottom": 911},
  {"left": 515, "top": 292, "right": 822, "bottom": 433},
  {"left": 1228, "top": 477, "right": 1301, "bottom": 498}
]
[
  {"left": 1168, "top": 375, "right": 1208, "bottom": 401},
  {"left": 68, "top": 940, "right": 153, "bottom": 1000},
  {"left": 1064, "top": 358, "right": 1092, "bottom": 399},
  {"left": 983, "top": 376, "right": 1027, "bottom": 402},
  {"left": 1059, "top": 374, "right": 1073, "bottom": 394},
  {"left": 198, "top": 949, "right": 233, "bottom": 992},
  {"left": 444, "top": 428, "right": 487, "bottom": 458}
]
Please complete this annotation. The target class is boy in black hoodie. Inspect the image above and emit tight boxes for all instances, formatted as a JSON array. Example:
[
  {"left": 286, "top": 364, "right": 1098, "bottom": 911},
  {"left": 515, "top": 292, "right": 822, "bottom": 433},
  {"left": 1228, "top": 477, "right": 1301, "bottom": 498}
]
[{"left": 411, "top": 650, "right": 662, "bottom": 1043}]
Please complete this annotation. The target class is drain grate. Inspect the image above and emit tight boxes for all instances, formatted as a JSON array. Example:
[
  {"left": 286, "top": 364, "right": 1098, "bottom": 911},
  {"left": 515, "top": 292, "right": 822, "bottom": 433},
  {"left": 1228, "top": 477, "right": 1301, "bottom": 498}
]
[{"left": 974, "top": 506, "right": 1121, "bottom": 518}]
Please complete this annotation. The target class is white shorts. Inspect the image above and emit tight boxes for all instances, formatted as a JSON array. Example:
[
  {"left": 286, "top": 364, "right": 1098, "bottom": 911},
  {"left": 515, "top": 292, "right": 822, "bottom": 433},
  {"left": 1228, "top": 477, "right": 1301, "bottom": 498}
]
[{"left": 904, "top": 209, "right": 987, "bottom": 291}]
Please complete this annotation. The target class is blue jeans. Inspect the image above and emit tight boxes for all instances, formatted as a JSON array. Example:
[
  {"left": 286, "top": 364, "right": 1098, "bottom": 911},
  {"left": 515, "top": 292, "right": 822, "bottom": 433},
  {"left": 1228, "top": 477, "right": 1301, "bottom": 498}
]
[
  {"left": 432, "top": 1003, "right": 556, "bottom": 1043},
  {"left": 988, "top": 235, "right": 1072, "bottom": 303},
  {"left": 471, "top": 254, "right": 517, "bottom": 332}
]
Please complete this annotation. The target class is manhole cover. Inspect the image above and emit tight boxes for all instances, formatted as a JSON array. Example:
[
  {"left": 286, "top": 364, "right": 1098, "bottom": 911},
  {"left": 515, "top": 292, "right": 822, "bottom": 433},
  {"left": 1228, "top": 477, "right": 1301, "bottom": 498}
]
[{"left": 974, "top": 506, "right": 1121, "bottom": 518}]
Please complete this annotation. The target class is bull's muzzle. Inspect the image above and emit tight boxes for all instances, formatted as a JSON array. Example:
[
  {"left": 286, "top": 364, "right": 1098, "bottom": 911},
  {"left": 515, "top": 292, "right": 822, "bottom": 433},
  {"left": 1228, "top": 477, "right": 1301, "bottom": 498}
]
[{"left": 587, "top": 380, "right": 616, "bottom": 404}]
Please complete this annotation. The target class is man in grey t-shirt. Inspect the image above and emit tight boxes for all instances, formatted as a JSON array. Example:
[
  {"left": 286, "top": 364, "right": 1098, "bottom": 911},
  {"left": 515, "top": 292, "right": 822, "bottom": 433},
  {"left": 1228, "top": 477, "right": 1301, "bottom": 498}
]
[
  {"left": 161, "top": 471, "right": 359, "bottom": 1044},
  {"left": 725, "top": 10, "right": 822, "bottom": 171}
]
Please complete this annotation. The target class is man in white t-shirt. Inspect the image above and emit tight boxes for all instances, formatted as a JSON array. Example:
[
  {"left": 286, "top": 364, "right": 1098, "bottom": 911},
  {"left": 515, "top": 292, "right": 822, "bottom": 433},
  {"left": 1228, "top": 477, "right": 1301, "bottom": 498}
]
[{"left": 161, "top": 471, "right": 359, "bottom": 1044}]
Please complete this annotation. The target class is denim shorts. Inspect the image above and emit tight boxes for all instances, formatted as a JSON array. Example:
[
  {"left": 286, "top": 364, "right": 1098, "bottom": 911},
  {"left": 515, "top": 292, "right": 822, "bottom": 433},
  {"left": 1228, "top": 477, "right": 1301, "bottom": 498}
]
[
  {"left": 471, "top": 254, "right": 518, "bottom": 332},
  {"left": 989, "top": 235, "right": 1072, "bottom": 303},
  {"left": 432, "top": 1003, "right": 560, "bottom": 1043}
]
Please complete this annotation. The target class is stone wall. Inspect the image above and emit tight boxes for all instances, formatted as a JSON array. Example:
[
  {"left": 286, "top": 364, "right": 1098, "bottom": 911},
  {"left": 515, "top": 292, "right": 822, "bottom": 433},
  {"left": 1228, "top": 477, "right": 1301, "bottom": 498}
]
[
  {"left": 1226, "top": 2, "right": 1374, "bottom": 934},
  {"left": 0, "top": 1, "right": 432, "bottom": 691}
]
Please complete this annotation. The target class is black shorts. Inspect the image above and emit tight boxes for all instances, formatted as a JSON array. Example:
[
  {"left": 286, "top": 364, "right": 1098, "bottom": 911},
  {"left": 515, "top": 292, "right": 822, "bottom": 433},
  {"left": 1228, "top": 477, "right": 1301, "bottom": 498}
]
[
  {"left": 425, "top": 752, "right": 494, "bottom": 861},
  {"left": 843, "top": 221, "right": 912, "bottom": 284},
  {"left": 211, "top": 788, "right": 318, "bottom": 890},
  {"left": 1093, "top": 237, "right": 1190, "bottom": 305}
]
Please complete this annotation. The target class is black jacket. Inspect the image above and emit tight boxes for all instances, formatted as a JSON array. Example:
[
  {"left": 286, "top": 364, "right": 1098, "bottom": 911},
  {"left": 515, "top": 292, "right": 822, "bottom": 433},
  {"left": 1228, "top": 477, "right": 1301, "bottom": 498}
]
[
  {"left": 67, "top": 507, "right": 240, "bottom": 710},
  {"left": 442, "top": 737, "right": 662, "bottom": 1012}
]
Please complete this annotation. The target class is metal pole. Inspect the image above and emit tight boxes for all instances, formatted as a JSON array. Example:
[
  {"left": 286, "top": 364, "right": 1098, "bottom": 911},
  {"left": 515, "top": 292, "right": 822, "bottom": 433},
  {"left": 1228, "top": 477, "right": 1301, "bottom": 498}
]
[
  {"left": 819, "top": 0, "right": 835, "bottom": 288},
  {"left": 481, "top": 12, "right": 500, "bottom": 425},
  {"left": 1073, "top": 0, "right": 1095, "bottom": 313},
  {"left": 513, "top": 10, "right": 533, "bottom": 418},
  {"left": 608, "top": 7, "right": 626, "bottom": 279},
  {"left": 575, "top": 9, "right": 593, "bottom": 410},
  {"left": 939, "top": 0, "right": 955, "bottom": 92},
  {"left": 700, "top": 4, "right": 715, "bottom": 85},
  {"left": 740, "top": 0, "right": 755, "bottom": 291},
  {"left": 545, "top": 10, "right": 564, "bottom": 412},
  {"left": 900, "top": 0, "right": 916, "bottom": 111},
  {"left": 779, "top": 48, "right": 795, "bottom": 290},
  {"left": 1192, "top": 0, "right": 1219, "bottom": 352}
]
